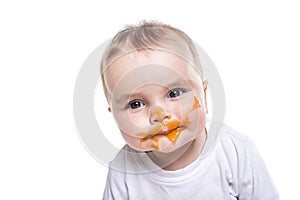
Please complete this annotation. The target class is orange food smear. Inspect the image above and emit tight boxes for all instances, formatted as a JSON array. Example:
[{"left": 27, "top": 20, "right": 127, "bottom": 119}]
[
  {"left": 153, "top": 107, "right": 164, "bottom": 121},
  {"left": 192, "top": 96, "right": 201, "bottom": 110},
  {"left": 137, "top": 123, "right": 163, "bottom": 137},
  {"left": 164, "top": 120, "right": 181, "bottom": 144},
  {"left": 139, "top": 96, "right": 201, "bottom": 149},
  {"left": 166, "top": 128, "right": 180, "bottom": 143},
  {"left": 139, "top": 120, "right": 181, "bottom": 149},
  {"left": 184, "top": 96, "right": 201, "bottom": 124},
  {"left": 165, "top": 119, "right": 180, "bottom": 130}
]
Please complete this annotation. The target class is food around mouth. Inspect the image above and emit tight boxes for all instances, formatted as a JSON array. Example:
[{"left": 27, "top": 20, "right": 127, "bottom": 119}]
[{"left": 139, "top": 96, "right": 201, "bottom": 150}]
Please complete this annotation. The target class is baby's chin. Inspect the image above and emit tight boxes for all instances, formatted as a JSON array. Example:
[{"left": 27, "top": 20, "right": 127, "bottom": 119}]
[
  {"left": 154, "top": 136, "right": 185, "bottom": 153},
  {"left": 157, "top": 136, "right": 196, "bottom": 153},
  {"left": 126, "top": 135, "right": 194, "bottom": 154}
]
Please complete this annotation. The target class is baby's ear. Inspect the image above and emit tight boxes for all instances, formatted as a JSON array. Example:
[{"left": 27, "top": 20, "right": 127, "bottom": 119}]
[
  {"left": 203, "top": 80, "right": 208, "bottom": 91},
  {"left": 108, "top": 107, "right": 112, "bottom": 112},
  {"left": 203, "top": 80, "right": 208, "bottom": 113}
]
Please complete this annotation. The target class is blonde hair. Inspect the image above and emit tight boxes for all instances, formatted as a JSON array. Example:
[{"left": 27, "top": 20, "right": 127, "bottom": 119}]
[{"left": 100, "top": 20, "right": 204, "bottom": 103}]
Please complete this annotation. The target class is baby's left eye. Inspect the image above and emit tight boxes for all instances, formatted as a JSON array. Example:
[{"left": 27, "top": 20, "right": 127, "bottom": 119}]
[{"left": 167, "top": 88, "right": 184, "bottom": 98}]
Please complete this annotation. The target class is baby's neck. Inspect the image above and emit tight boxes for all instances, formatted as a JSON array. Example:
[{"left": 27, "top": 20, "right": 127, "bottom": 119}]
[{"left": 146, "top": 128, "right": 207, "bottom": 171}]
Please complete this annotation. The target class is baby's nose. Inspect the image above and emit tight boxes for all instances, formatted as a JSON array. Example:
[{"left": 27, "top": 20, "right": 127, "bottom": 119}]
[{"left": 149, "top": 105, "right": 170, "bottom": 124}]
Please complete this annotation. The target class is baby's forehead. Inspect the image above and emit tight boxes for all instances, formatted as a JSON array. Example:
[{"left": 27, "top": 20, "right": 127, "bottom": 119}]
[
  {"left": 106, "top": 50, "right": 199, "bottom": 79},
  {"left": 103, "top": 50, "right": 203, "bottom": 99}
]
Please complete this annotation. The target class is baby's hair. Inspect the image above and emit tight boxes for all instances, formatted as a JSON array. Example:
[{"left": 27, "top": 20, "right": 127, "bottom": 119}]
[{"left": 100, "top": 20, "right": 204, "bottom": 103}]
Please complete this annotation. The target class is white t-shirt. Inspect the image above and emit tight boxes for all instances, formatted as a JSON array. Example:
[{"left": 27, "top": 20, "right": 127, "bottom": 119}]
[{"left": 102, "top": 123, "right": 278, "bottom": 200}]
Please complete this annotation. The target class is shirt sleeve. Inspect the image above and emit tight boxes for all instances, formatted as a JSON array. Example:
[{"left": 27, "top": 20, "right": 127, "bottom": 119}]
[
  {"left": 238, "top": 141, "right": 279, "bottom": 200},
  {"left": 102, "top": 168, "right": 128, "bottom": 200}
]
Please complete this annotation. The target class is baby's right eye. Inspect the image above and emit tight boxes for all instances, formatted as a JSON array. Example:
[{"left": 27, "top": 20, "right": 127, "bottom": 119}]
[{"left": 128, "top": 100, "right": 145, "bottom": 110}]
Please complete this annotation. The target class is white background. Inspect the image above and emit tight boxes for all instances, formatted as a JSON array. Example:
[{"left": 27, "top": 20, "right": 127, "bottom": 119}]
[{"left": 1, "top": 0, "right": 299, "bottom": 199}]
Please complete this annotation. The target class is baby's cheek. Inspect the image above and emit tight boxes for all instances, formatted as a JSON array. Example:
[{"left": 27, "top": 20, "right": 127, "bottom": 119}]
[
  {"left": 191, "top": 109, "right": 206, "bottom": 138},
  {"left": 182, "top": 97, "right": 206, "bottom": 135},
  {"left": 114, "top": 111, "right": 148, "bottom": 138},
  {"left": 120, "top": 130, "right": 147, "bottom": 151},
  {"left": 128, "top": 113, "right": 149, "bottom": 128}
]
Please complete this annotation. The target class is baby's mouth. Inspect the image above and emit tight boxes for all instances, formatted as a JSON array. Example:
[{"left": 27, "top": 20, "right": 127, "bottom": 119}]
[
  {"left": 145, "top": 125, "right": 185, "bottom": 138},
  {"left": 140, "top": 124, "right": 186, "bottom": 150}
]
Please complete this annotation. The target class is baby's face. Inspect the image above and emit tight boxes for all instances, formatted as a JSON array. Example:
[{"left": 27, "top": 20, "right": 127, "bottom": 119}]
[{"left": 105, "top": 50, "right": 207, "bottom": 153}]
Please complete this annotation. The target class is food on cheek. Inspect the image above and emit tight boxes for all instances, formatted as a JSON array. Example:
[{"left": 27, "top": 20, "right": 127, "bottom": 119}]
[
  {"left": 184, "top": 96, "right": 201, "bottom": 124},
  {"left": 139, "top": 96, "right": 202, "bottom": 150}
]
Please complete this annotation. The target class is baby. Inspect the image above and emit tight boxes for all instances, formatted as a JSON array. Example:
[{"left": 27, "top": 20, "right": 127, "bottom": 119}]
[{"left": 100, "top": 21, "right": 278, "bottom": 199}]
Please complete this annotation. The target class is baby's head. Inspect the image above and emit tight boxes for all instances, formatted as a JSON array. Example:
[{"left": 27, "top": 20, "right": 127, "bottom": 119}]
[{"left": 101, "top": 21, "right": 208, "bottom": 153}]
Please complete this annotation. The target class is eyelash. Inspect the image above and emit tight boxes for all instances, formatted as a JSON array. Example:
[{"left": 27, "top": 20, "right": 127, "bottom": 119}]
[
  {"left": 167, "top": 88, "right": 186, "bottom": 99},
  {"left": 127, "top": 99, "right": 145, "bottom": 110},
  {"left": 125, "top": 88, "right": 186, "bottom": 110}
]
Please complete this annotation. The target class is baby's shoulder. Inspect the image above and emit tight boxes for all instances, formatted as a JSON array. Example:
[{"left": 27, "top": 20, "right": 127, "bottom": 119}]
[
  {"left": 217, "top": 124, "right": 254, "bottom": 156},
  {"left": 220, "top": 124, "right": 251, "bottom": 143},
  {"left": 109, "top": 145, "right": 152, "bottom": 174},
  {"left": 109, "top": 145, "right": 132, "bottom": 171}
]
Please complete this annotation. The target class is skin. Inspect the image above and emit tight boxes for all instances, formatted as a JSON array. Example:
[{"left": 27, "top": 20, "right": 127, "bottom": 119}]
[{"left": 104, "top": 50, "right": 208, "bottom": 170}]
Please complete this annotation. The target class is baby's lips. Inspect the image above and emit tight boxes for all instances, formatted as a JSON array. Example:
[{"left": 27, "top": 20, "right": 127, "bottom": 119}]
[
  {"left": 136, "top": 123, "right": 163, "bottom": 137},
  {"left": 157, "top": 125, "right": 183, "bottom": 135},
  {"left": 158, "top": 125, "right": 171, "bottom": 134},
  {"left": 136, "top": 120, "right": 183, "bottom": 138}
]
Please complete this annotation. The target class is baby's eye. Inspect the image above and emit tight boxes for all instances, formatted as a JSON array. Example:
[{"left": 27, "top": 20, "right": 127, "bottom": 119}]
[
  {"left": 128, "top": 100, "right": 145, "bottom": 110},
  {"left": 167, "top": 88, "right": 184, "bottom": 99}
]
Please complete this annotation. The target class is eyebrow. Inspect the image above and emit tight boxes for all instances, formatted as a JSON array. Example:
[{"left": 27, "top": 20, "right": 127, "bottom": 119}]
[
  {"left": 115, "top": 78, "right": 195, "bottom": 104},
  {"left": 116, "top": 92, "right": 143, "bottom": 104}
]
